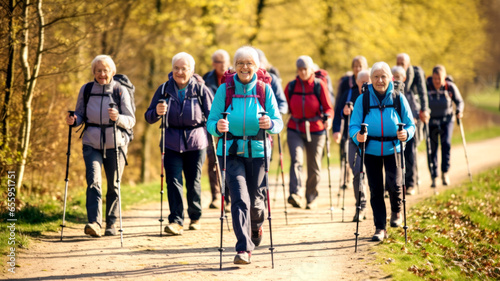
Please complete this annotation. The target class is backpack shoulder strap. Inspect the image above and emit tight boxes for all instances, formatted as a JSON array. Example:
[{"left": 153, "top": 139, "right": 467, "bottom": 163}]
[
  {"left": 313, "top": 77, "right": 323, "bottom": 114},
  {"left": 392, "top": 91, "right": 402, "bottom": 122},
  {"left": 83, "top": 82, "right": 94, "bottom": 121},
  {"left": 223, "top": 72, "right": 236, "bottom": 111},
  {"left": 256, "top": 80, "right": 267, "bottom": 111},
  {"left": 112, "top": 82, "right": 122, "bottom": 113}
]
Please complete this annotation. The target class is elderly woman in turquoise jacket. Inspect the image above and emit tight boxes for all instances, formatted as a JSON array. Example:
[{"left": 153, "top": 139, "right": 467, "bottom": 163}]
[
  {"left": 207, "top": 46, "right": 283, "bottom": 265},
  {"left": 349, "top": 62, "right": 415, "bottom": 242}
]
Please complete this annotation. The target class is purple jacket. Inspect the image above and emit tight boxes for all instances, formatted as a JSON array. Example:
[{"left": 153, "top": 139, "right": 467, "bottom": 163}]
[{"left": 145, "top": 72, "right": 213, "bottom": 153}]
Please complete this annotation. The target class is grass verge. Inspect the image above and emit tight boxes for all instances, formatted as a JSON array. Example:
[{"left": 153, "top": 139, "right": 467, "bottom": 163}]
[{"left": 375, "top": 166, "right": 500, "bottom": 280}]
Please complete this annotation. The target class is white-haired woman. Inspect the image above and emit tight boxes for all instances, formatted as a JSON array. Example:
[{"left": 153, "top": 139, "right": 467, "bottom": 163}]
[
  {"left": 66, "top": 55, "right": 136, "bottom": 237},
  {"left": 207, "top": 46, "right": 283, "bottom": 264},
  {"left": 349, "top": 62, "right": 415, "bottom": 241},
  {"left": 145, "top": 52, "right": 213, "bottom": 235},
  {"left": 285, "top": 55, "right": 333, "bottom": 210}
]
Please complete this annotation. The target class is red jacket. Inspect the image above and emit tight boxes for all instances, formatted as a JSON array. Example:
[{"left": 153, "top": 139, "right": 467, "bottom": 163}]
[{"left": 285, "top": 75, "right": 333, "bottom": 133}]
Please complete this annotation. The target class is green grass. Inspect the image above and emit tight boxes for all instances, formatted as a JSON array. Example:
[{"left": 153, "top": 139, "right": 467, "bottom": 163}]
[
  {"left": 468, "top": 88, "right": 500, "bottom": 115},
  {"left": 375, "top": 167, "right": 500, "bottom": 280}
]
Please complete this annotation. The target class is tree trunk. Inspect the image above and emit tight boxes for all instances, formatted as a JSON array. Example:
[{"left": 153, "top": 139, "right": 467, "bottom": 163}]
[
  {"left": 1, "top": 0, "right": 16, "bottom": 150},
  {"left": 16, "top": 0, "right": 45, "bottom": 192},
  {"left": 248, "top": 0, "right": 265, "bottom": 45},
  {"left": 318, "top": 2, "right": 333, "bottom": 69}
]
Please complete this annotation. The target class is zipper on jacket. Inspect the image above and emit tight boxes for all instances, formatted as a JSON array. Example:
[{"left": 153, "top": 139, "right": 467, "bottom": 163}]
[
  {"left": 100, "top": 85, "right": 104, "bottom": 149},
  {"left": 380, "top": 109, "right": 384, "bottom": 156},
  {"left": 242, "top": 87, "right": 247, "bottom": 155}
]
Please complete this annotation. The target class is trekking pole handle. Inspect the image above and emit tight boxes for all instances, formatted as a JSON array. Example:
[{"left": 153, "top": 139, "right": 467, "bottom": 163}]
[
  {"left": 158, "top": 99, "right": 166, "bottom": 104},
  {"left": 322, "top": 113, "right": 330, "bottom": 122},
  {"left": 360, "top": 123, "right": 368, "bottom": 135},
  {"left": 397, "top": 123, "right": 405, "bottom": 131},
  {"left": 346, "top": 101, "right": 353, "bottom": 107},
  {"left": 222, "top": 112, "right": 229, "bottom": 120},
  {"left": 109, "top": 102, "right": 117, "bottom": 109},
  {"left": 68, "top": 110, "right": 75, "bottom": 117},
  {"left": 259, "top": 111, "right": 268, "bottom": 117}
]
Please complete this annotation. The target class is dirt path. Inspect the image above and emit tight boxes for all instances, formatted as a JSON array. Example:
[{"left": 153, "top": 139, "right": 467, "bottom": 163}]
[{"left": 4, "top": 137, "right": 500, "bottom": 280}]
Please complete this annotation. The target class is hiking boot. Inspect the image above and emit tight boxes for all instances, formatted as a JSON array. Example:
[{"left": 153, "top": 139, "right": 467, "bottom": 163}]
[
  {"left": 104, "top": 223, "right": 117, "bottom": 236},
  {"left": 305, "top": 201, "right": 317, "bottom": 210},
  {"left": 442, "top": 173, "right": 450, "bottom": 186},
  {"left": 84, "top": 222, "right": 101, "bottom": 237},
  {"left": 352, "top": 210, "right": 366, "bottom": 222},
  {"left": 431, "top": 177, "right": 436, "bottom": 188},
  {"left": 189, "top": 220, "right": 201, "bottom": 230},
  {"left": 287, "top": 194, "right": 302, "bottom": 208},
  {"left": 164, "top": 223, "right": 183, "bottom": 235},
  {"left": 371, "top": 229, "right": 388, "bottom": 242},
  {"left": 234, "top": 251, "right": 251, "bottom": 264},
  {"left": 390, "top": 212, "right": 402, "bottom": 228},
  {"left": 209, "top": 198, "right": 220, "bottom": 209},
  {"left": 406, "top": 186, "right": 415, "bottom": 195},
  {"left": 251, "top": 226, "right": 263, "bottom": 247}
]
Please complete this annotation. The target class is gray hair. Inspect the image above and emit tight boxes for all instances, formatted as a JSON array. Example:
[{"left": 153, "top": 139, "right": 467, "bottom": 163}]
[
  {"left": 255, "top": 48, "right": 269, "bottom": 68},
  {"left": 234, "top": 46, "right": 260, "bottom": 69},
  {"left": 356, "top": 70, "right": 370, "bottom": 82},
  {"left": 296, "top": 55, "right": 314, "bottom": 70},
  {"left": 352, "top": 56, "right": 368, "bottom": 69},
  {"left": 211, "top": 49, "right": 230, "bottom": 63},
  {"left": 391, "top": 66, "right": 406, "bottom": 78},
  {"left": 172, "top": 52, "right": 196, "bottom": 70},
  {"left": 370, "top": 62, "right": 393, "bottom": 78},
  {"left": 91, "top": 55, "right": 116, "bottom": 75},
  {"left": 396, "top": 53, "right": 410, "bottom": 64}
]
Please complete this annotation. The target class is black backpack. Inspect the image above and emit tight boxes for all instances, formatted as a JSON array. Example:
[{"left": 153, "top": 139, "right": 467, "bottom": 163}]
[
  {"left": 361, "top": 81, "right": 403, "bottom": 123},
  {"left": 82, "top": 74, "right": 136, "bottom": 141}
]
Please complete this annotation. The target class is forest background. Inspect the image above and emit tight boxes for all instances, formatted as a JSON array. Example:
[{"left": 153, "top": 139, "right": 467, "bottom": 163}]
[{"left": 1, "top": 0, "right": 499, "bottom": 197}]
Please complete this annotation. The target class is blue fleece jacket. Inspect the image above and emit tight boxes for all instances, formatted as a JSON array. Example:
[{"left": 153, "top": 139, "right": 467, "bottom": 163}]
[
  {"left": 349, "top": 81, "right": 415, "bottom": 156},
  {"left": 207, "top": 73, "right": 283, "bottom": 158}
]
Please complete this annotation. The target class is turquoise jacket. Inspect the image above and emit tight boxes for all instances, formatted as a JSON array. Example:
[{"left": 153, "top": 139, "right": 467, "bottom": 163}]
[
  {"left": 349, "top": 81, "right": 415, "bottom": 156},
  {"left": 207, "top": 73, "right": 283, "bottom": 158}
]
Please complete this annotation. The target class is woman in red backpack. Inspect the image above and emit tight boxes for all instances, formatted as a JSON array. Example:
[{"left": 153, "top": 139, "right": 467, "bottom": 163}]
[{"left": 285, "top": 55, "right": 334, "bottom": 209}]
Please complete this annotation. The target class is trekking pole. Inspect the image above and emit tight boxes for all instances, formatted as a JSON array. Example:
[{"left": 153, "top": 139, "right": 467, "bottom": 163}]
[
  {"left": 277, "top": 133, "right": 288, "bottom": 225},
  {"left": 322, "top": 113, "right": 334, "bottom": 221},
  {"left": 354, "top": 123, "right": 368, "bottom": 253},
  {"left": 110, "top": 102, "right": 124, "bottom": 247},
  {"left": 423, "top": 123, "right": 434, "bottom": 179},
  {"left": 158, "top": 99, "right": 166, "bottom": 237},
  {"left": 457, "top": 117, "right": 472, "bottom": 182},
  {"left": 60, "top": 111, "right": 75, "bottom": 241},
  {"left": 219, "top": 112, "right": 229, "bottom": 270},
  {"left": 260, "top": 111, "right": 275, "bottom": 269},
  {"left": 341, "top": 101, "right": 354, "bottom": 222},
  {"left": 397, "top": 123, "right": 408, "bottom": 245}
]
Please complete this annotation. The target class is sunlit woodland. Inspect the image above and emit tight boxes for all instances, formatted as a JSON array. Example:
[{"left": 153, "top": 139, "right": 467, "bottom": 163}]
[{"left": 1, "top": 0, "right": 499, "bottom": 195}]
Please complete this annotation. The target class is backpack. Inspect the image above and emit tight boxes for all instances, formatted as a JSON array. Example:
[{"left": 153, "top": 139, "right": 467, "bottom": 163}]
[
  {"left": 361, "top": 81, "right": 403, "bottom": 123},
  {"left": 287, "top": 72, "right": 325, "bottom": 115},
  {"left": 82, "top": 74, "right": 136, "bottom": 141},
  {"left": 223, "top": 68, "right": 272, "bottom": 111}
]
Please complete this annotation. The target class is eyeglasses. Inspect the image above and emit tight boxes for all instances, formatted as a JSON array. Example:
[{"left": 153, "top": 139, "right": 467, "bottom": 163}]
[
  {"left": 173, "top": 66, "right": 190, "bottom": 73},
  {"left": 213, "top": 60, "right": 226, "bottom": 64},
  {"left": 236, "top": 62, "right": 255, "bottom": 68}
]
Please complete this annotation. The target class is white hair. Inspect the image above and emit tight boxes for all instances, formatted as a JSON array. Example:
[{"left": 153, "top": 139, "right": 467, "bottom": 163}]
[
  {"left": 296, "top": 55, "right": 314, "bottom": 70},
  {"left": 352, "top": 56, "right": 368, "bottom": 69},
  {"left": 234, "top": 46, "right": 260, "bottom": 69},
  {"left": 371, "top": 62, "right": 393, "bottom": 78},
  {"left": 356, "top": 70, "right": 370, "bottom": 82},
  {"left": 396, "top": 53, "right": 410, "bottom": 64},
  {"left": 172, "top": 52, "right": 196, "bottom": 70},
  {"left": 91, "top": 55, "right": 116, "bottom": 75},
  {"left": 391, "top": 66, "right": 406, "bottom": 78},
  {"left": 211, "top": 49, "right": 230, "bottom": 63}
]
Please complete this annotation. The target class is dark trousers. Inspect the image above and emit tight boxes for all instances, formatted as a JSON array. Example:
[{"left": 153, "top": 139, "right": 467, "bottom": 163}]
[
  {"left": 83, "top": 144, "right": 127, "bottom": 227},
  {"left": 429, "top": 119, "right": 454, "bottom": 178},
  {"left": 164, "top": 148, "right": 206, "bottom": 226},
  {"left": 348, "top": 139, "right": 366, "bottom": 210},
  {"left": 220, "top": 155, "right": 266, "bottom": 252},
  {"left": 364, "top": 153, "right": 402, "bottom": 230},
  {"left": 404, "top": 120, "right": 422, "bottom": 187},
  {"left": 207, "top": 138, "right": 230, "bottom": 203}
]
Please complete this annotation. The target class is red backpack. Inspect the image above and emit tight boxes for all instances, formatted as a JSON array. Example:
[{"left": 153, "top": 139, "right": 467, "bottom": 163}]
[{"left": 223, "top": 68, "right": 272, "bottom": 111}]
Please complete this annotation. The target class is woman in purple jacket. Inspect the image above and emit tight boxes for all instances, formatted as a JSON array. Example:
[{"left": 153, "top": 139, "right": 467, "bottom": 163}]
[{"left": 145, "top": 52, "right": 213, "bottom": 235}]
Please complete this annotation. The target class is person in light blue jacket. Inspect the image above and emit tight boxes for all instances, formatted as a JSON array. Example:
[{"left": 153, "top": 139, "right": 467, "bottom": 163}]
[
  {"left": 207, "top": 46, "right": 283, "bottom": 265},
  {"left": 349, "top": 62, "right": 415, "bottom": 242}
]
